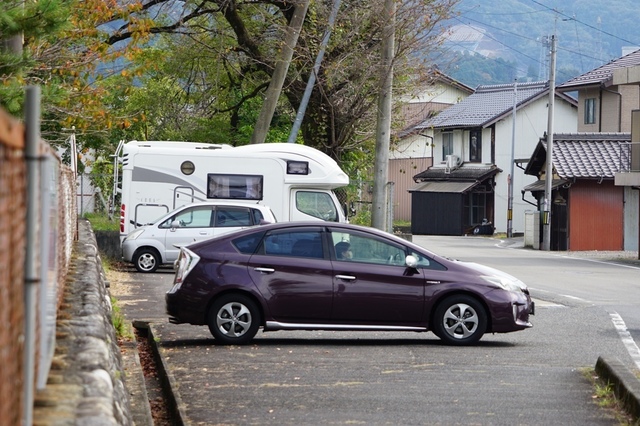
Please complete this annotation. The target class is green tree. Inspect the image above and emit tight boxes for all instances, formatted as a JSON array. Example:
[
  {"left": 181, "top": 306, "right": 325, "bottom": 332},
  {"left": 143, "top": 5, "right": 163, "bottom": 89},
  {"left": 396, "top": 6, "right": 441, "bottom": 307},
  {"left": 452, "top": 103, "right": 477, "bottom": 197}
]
[
  {"left": 1, "top": 0, "right": 71, "bottom": 114},
  {"left": 96, "top": 0, "right": 459, "bottom": 175}
]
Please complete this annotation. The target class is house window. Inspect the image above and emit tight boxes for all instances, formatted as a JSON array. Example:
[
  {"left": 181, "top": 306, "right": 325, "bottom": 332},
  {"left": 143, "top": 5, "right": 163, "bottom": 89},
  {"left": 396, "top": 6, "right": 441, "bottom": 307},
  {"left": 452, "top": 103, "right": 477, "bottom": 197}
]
[
  {"left": 584, "top": 98, "right": 596, "bottom": 124},
  {"left": 467, "top": 192, "right": 487, "bottom": 225},
  {"left": 469, "top": 130, "right": 482, "bottom": 163},
  {"left": 442, "top": 132, "right": 453, "bottom": 161}
]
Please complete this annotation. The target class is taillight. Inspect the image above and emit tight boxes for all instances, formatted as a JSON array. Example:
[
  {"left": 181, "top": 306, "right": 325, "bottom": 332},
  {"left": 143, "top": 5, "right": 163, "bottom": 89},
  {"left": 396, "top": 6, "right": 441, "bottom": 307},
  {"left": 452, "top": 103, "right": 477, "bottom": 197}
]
[
  {"left": 120, "top": 204, "right": 125, "bottom": 232},
  {"left": 169, "top": 248, "right": 200, "bottom": 293}
]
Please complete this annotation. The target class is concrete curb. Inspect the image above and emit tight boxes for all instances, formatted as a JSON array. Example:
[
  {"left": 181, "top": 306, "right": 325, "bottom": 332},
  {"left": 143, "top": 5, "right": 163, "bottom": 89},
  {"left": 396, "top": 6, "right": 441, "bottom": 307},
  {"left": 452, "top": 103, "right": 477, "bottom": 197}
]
[
  {"left": 147, "top": 324, "right": 189, "bottom": 426},
  {"left": 595, "top": 356, "right": 640, "bottom": 420}
]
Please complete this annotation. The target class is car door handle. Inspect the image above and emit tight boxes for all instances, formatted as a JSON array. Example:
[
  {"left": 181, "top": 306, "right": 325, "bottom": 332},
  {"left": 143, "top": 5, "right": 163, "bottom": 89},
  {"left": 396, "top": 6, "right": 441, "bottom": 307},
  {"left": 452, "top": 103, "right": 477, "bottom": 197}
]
[
  {"left": 199, "top": 231, "right": 209, "bottom": 235},
  {"left": 335, "top": 274, "right": 356, "bottom": 281},
  {"left": 254, "top": 267, "right": 275, "bottom": 273}
]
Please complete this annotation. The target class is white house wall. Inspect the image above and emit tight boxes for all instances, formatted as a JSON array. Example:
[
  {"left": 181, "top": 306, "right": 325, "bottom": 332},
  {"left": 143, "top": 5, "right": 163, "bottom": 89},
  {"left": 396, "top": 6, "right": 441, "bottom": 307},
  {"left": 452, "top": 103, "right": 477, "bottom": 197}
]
[
  {"left": 493, "top": 96, "right": 577, "bottom": 234},
  {"left": 403, "top": 81, "right": 471, "bottom": 105},
  {"left": 391, "top": 133, "right": 434, "bottom": 159}
]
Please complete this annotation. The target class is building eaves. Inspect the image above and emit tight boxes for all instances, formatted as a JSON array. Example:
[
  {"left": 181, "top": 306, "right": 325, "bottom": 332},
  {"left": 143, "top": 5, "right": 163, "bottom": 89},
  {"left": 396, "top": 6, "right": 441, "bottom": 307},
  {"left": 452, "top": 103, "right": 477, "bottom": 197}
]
[
  {"left": 557, "top": 48, "right": 640, "bottom": 91},
  {"left": 413, "top": 164, "right": 501, "bottom": 182},
  {"left": 433, "top": 70, "right": 475, "bottom": 95}
]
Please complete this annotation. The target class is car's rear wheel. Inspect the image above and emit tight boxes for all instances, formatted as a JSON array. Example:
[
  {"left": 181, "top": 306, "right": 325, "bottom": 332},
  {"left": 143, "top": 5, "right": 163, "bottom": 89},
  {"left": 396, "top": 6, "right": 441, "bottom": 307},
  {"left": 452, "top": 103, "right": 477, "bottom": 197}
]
[
  {"left": 134, "top": 248, "right": 160, "bottom": 273},
  {"left": 432, "top": 295, "right": 487, "bottom": 345},
  {"left": 208, "top": 294, "right": 260, "bottom": 345}
]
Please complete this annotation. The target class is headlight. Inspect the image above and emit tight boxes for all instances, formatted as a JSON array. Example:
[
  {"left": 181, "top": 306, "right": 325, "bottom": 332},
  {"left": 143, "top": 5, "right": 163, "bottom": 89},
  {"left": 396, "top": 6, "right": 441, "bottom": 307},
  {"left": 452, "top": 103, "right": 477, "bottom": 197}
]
[
  {"left": 481, "top": 275, "right": 526, "bottom": 293},
  {"left": 124, "top": 228, "right": 145, "bottom": 241}
]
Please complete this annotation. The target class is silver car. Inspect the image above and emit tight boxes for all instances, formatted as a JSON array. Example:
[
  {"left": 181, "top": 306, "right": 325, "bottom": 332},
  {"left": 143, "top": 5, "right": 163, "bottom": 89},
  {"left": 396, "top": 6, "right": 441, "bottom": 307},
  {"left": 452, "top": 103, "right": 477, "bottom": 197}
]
[{"left": 122, "top": 201, "right": 276, "bottom": 272}]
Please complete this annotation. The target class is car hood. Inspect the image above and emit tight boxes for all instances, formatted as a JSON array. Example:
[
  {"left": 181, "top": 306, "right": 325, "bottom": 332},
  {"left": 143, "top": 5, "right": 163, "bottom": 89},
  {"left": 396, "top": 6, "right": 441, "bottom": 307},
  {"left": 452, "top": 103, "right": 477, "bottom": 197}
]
[{"left": 452, "top": 260, "right": 528, "bottom": 291}]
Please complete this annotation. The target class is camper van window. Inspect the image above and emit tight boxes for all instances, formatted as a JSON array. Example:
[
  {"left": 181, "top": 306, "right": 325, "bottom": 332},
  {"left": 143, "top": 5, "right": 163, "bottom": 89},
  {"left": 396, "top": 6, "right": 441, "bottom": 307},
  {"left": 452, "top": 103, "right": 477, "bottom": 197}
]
[
  {"left": 207, "top": 174, "right": 263, "bottom": 200},
  {"left": 287, "top": 161, "right": 309, "bottom": 175},
  {"left": 295, "top": 191, "right": 338, "bottom": 222}
]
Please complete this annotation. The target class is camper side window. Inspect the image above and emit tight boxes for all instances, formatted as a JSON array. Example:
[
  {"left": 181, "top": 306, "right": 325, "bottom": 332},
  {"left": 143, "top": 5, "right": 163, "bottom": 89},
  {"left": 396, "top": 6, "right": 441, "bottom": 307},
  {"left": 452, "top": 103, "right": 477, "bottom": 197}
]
[{"left": 207, "top": 174, "right": 263, "bottom": 200}]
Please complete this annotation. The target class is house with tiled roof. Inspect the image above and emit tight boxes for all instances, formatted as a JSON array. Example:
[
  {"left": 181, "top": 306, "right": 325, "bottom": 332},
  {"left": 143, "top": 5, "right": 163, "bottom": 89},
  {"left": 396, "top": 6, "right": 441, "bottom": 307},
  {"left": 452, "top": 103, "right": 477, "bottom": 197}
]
[
  {"left": 528, "top": 49, "right": 640, "bottom": 251},
  {"left": 404, "top": 81, "right": 577, "bottom": 236},
  {"left": 523, "top": 134, "right": 630, "bottom": 250},
  {"left": 389, "top": 72, "right": 474, "bottom": 222}
]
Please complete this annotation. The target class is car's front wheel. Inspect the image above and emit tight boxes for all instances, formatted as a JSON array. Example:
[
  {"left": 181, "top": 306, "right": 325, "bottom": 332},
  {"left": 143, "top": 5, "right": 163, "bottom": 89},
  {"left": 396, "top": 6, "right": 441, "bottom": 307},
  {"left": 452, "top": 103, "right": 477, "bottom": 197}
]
[
  {"left": 133, "top": 248, "right": 160, "bottom": 273},
  {"left": 432, "top": 295, "right": 487, "bottom": 345},
  {"left": 208, "top": 294, "right": 260, "bottom": 345}
]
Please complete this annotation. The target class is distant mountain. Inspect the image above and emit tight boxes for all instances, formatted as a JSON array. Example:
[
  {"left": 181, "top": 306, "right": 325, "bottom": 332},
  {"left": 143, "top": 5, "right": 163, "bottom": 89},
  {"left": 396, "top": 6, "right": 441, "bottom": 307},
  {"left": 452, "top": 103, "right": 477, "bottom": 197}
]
[{"left": 437, "top": 0, "right": 640, "bottom": 87}]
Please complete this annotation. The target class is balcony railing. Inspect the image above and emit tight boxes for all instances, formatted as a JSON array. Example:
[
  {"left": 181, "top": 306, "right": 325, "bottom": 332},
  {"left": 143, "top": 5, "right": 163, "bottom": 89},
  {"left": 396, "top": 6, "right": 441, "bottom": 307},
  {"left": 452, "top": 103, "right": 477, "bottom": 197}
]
[{"left": 617, "top": 142, "right": 640, "bottom": 173}]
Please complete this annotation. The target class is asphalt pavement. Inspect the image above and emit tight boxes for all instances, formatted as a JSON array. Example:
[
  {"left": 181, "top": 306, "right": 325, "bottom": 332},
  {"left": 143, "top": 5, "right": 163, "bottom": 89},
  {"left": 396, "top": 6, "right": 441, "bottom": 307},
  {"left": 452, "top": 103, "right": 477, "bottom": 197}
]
[{"left": 109, "top": 236, "right": 640, "bottom": 425}]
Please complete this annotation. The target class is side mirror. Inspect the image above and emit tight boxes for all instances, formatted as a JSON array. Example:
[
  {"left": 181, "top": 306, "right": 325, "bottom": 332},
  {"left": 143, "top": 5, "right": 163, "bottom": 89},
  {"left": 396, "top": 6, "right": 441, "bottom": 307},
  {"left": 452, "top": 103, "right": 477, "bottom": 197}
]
[
  {"left": 405, "top": 254, "right": 418, "bottom": 269},
  {"left": 170, "top": 220, "right": 180, "bottom": 230}
]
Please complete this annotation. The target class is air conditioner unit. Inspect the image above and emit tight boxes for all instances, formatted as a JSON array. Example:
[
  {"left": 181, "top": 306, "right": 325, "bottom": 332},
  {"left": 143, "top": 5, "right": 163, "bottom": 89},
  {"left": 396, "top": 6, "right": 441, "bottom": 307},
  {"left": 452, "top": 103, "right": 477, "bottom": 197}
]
[{"left": 446, "top": 154, "right": 461, "bottom": 170}]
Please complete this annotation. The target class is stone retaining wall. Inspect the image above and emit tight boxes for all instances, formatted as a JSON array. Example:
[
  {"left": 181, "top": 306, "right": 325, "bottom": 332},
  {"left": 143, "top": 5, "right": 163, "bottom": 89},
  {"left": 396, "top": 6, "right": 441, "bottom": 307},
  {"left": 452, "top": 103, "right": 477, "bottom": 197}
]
[{"left": 33, "top": 220, "right": 133, "bottom": 425}]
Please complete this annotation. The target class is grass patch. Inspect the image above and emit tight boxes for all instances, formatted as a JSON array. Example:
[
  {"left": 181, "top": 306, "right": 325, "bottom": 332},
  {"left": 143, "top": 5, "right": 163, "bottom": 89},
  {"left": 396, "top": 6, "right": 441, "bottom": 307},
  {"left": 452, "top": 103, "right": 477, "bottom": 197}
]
[
  {"left": 111, "top": 296, "right": 133, "bottom": 340},
  {"left": 84, "top": 212, "right": 118, "bottom": 231},
  {"left": 582, "top": 368, "right": 639, "bottom": 425},
  {"left": 393, "top": 220, "right": 411, "bottom": 228}
]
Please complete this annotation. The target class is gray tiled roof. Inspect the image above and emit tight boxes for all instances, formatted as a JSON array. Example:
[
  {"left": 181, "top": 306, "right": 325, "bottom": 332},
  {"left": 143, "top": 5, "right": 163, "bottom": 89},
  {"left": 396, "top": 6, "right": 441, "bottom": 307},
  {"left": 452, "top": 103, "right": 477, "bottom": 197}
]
[
  {"left": 414, "top": 81, "right": 549, "bottom": 130},
  {"left": 557, "top": 49, "right": 640, "bottom": 90},
  {"left": 549, "top": 133, "right": 630, "bottom": 179}
]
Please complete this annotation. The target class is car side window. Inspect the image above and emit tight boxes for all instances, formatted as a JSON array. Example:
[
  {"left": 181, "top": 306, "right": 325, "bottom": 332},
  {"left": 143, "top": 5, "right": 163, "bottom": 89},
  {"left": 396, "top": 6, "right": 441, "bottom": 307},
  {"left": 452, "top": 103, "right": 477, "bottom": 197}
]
[
  {"left": 215, "top": 207, "right": 253, "bottom": 227},
  {"left": 233, "top": 231, "right": 266, "bottom": 254},
  {"left": 250, "top": 208, "right": 266, "bottom": 224},
  {"left": 330, "top": 230, "right": 406, "bottom": 266},
  {"left": 409, "top": 251, "right": 447, "bottom": 271},
  {"left": 160, "top": 206, "right": 213, "bottom": 228},
  {"left": 263, "top": 230, "right": 324, "bottom": 259}
]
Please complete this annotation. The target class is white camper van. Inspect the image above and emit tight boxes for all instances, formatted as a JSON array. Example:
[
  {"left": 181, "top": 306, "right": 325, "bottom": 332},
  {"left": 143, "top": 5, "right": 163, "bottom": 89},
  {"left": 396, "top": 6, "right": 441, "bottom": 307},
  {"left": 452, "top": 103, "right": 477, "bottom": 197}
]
[{"left": 115, "top": 141, "right": 350, "bottom": 240}]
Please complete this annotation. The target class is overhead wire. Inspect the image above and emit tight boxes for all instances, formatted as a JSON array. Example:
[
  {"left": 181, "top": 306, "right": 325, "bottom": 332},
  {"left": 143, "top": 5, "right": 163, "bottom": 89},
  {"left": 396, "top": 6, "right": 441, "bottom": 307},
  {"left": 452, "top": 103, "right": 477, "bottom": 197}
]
[
  {"left": 529, "top": 0, "right": 640, "bottom": 46},
  {"left": 451, "top": 1, "right": 637, "bottom": 74}
]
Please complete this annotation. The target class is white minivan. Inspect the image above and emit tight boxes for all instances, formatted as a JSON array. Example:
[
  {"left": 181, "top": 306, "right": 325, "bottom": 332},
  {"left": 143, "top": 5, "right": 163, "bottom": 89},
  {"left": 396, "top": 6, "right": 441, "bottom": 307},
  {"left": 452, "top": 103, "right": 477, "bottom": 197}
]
[{"left": 121, "top": 201, "right": 276, "bottom": 272}]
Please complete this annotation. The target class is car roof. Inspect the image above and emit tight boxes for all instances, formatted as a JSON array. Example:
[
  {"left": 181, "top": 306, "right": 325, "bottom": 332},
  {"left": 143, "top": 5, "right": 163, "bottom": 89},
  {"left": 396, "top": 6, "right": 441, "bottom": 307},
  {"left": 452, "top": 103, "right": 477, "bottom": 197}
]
[
  {"left": 175, "top": 200, "right": 272, "bottom": 209},
  {"left": 198, "top": 221, "right": 440, "bottom": 257}
]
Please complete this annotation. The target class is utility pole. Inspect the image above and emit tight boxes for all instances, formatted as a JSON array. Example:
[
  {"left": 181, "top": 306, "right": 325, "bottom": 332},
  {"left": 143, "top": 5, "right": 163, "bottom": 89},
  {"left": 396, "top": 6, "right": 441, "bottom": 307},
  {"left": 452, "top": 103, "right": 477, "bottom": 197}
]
[
  {"left": 251, "top": 1, "right": 310, "bottom": 144},
  {"left": 371, "top": 0, "right": 396, "bottom": 231},
  {"left": 542, "top": 35, "right": 557, "bottom": 251},
  {"left": 507, "top": 80, "right": 517, "bottom": 238}
]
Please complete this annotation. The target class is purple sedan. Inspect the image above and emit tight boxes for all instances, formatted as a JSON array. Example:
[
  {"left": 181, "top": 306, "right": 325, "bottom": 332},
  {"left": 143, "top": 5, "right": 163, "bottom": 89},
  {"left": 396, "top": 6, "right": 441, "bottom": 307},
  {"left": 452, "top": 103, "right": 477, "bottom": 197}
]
[{"left": 166, "top": 222, "right": 533, "bottom": 345}]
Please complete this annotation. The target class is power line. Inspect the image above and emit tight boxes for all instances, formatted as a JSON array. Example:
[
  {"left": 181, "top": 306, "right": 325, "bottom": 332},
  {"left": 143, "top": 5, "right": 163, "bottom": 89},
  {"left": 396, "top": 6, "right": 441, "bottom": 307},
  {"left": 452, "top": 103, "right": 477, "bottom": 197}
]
[
  {"left": 452, "top": 10, "right": 616, "bottom": 70},
  {"left": 529, "top": 0, "right": 640, "bottom": 46}
]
